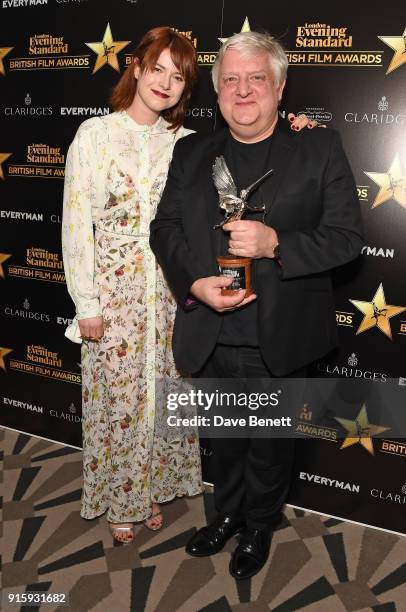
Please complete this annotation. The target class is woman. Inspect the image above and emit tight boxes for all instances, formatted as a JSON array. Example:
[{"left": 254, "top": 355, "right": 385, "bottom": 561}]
[
  {"left": 62, "top": 26, "right": 316, "bottom": 543},
  {"left": 62, "top": 27, "right": 203, "bottom": 543}
]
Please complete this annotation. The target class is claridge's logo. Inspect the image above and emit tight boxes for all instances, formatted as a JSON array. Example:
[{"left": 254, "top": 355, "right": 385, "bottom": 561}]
[
  {"left": 371, "top": 485, "right": 406, "bottom": 505},
  {"left": 344, "top": 96, "right": 406, "bottom": 126},
  {"left": 1, "top": 93, "right": 53, "bottom": 118},
  {"left": 50, "top": 403, "right": 82, "bottom": 422},
  {"left": 317, "top": 353, "right": 388, "bottom": 383},
  {"left": 4, "top": 298, "right": 51, "bottom": 323}
]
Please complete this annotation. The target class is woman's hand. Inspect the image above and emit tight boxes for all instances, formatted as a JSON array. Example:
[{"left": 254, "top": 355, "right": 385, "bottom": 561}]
[
  {"left": 288, "top": 112, "right": 326, "bottom": 130},
  {"left": 78, "top": 316, "right": 104, "bottom": 342}
]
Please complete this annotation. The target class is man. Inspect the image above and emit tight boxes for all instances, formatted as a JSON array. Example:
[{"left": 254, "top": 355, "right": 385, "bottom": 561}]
[{"left": 150, "top": 32, "right": 363, "bottom": 579}]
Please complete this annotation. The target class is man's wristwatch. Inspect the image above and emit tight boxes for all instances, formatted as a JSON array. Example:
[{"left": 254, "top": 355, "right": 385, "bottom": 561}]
[{"left": 273, "top": 244, "right": 280, "bottom": 259}]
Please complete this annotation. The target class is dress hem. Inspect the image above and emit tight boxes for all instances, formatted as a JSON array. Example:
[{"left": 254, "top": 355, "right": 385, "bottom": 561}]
[{"left": 80, "top": 485, "right": 204, "bottom": 522}]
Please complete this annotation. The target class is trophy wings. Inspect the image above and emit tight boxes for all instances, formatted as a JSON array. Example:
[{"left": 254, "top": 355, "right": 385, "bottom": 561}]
[{"left": 212, "top": 156, "right": 237, "bottom": 196}]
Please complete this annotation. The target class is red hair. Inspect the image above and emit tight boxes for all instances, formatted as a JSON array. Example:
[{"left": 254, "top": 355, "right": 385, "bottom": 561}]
[{"left": 111, "top": 27, "right": 198, "bottom": 131}]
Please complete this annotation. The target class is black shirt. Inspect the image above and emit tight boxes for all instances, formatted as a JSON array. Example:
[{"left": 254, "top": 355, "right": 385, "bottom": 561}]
[{"left": 217, "top": 132, "right": 273, "bottom": 346}]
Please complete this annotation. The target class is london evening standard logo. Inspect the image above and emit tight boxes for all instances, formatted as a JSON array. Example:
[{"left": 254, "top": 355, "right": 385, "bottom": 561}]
[
  {"left": 287, "top": 23, "right": 383, "bottom": 67},
  {"left": 295, "top": 403, "right": 339, "bottom": 442},
  {"left": 6, "top": 248, "right": 66, "bottom": 283},
  {"left": 4, "top": 24, "right": 129, "bottom": 74},
  {"left": 336, "top": 283, "right": 406, "bottom": 340},
  {"left": 8, "top": 344, "right": 81, "bottom": 384},
  {"left": 7, "top": 143, "right": 65, "bottom": 179}
]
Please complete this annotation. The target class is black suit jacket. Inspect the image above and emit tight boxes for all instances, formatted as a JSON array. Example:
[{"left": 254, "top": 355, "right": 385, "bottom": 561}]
[{"left": 150, "top": 119, "right": 364, "bottom": 375}]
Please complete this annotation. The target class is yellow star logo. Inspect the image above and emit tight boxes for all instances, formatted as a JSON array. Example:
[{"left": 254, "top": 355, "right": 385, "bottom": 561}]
[
  {"left": 378, "top": 28, "right": 406, "bottom": 75},
  {"left": 0, "top": 152, "right": 12, "bottom": 180},
  {"left": 219, "top": 16, "right": 251, "bottom": 45},
  {"left": 0, "top": 47, "right": 13, "bottom": 77},
  {"left": 86, "top": 23, "right": 130, "bottom": 75},
  {"left": 0, "top": 346, "right": 13, "bottom": 371},
  {"left": 335, "top": 405, "right": 390, "bottom": 455},
  {"left": 364, "top": 155, "right": 406, "bottom": 209},
  {"left": 0, "top": 253, "right": 12, "bottom": 279},
  {"left": 350, "top": 283, "right": 406, "bottom": 339}
]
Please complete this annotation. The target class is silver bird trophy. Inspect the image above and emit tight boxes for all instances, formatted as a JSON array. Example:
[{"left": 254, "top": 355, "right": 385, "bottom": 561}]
[{"left": 212, "top": 156, "right": 273, "bottom": 296}]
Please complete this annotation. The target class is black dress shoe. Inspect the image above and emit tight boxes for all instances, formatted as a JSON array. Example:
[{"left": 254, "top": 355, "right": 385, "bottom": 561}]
[
  {"left": 229, "top": 527, "right": 272, "bottom": 580},
  {"left": 186, "top": 515, "right": 246, "bottom": 557}
]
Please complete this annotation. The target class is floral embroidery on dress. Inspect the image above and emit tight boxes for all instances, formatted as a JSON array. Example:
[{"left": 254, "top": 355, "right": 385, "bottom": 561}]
[{"left": 62, "top": 112, "right": 202, "bottom": 522}]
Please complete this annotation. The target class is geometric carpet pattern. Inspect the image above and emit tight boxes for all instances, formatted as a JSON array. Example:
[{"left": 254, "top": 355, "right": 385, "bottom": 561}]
[{"left": 2, "top": 426, "right": 406, "bottom": 611}]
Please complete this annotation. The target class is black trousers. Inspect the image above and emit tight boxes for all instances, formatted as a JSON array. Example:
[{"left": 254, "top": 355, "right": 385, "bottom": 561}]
[{"left": 198, "top": 344, "right": 304, "bottom": 530}]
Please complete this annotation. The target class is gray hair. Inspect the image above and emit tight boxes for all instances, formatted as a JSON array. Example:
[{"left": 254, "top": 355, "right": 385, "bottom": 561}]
[{"left": 212, "top": 31, "right": 288, "bottom": 92}]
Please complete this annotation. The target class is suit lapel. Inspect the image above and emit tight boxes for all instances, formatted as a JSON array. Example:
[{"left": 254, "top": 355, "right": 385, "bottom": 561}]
[
  {"left": 261, "top": 119, "right": 297, "bottom": 220},
  {"left": 200, "top": 129, "right": 229, "bottom": 263}
]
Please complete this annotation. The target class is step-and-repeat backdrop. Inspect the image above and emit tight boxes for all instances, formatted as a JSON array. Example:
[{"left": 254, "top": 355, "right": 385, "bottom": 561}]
[{"left": 1, "top": 0, "right": 405, "bottom": 534}]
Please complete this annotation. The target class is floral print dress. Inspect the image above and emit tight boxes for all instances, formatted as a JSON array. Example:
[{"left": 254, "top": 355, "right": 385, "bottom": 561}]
[{"left": 62, "top": 111, "right": 202, "bottom": 522}]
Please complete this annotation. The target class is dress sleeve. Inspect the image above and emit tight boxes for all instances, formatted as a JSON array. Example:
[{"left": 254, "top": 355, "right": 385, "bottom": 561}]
[{"left": 62, "top": 122, "right": 103, "bottom": 321}]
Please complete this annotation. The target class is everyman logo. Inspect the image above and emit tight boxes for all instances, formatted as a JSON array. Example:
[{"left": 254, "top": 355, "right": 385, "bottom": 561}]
[{"left": 299, "top": 471, "right": 360, "bottom": 493}]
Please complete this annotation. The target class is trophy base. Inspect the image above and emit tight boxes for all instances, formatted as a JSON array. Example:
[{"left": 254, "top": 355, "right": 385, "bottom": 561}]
[{"left": 217, "top": 255, "right": 253, "bottom": 297}]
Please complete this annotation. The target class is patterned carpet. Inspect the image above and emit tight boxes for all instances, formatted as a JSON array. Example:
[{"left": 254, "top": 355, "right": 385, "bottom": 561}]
[{"left": 2, "top": 426, "right": 406, "bottom": 612}]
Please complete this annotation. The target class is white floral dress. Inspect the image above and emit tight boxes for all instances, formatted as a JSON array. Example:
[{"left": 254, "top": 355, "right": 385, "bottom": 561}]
[{"left": 62, "top": 111, "right": 202, "bottom": 522}]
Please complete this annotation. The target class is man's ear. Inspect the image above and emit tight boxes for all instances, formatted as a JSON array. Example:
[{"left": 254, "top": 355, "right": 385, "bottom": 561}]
[{"left": 277, "top": 80, "right": 286, "bottom": 103}]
